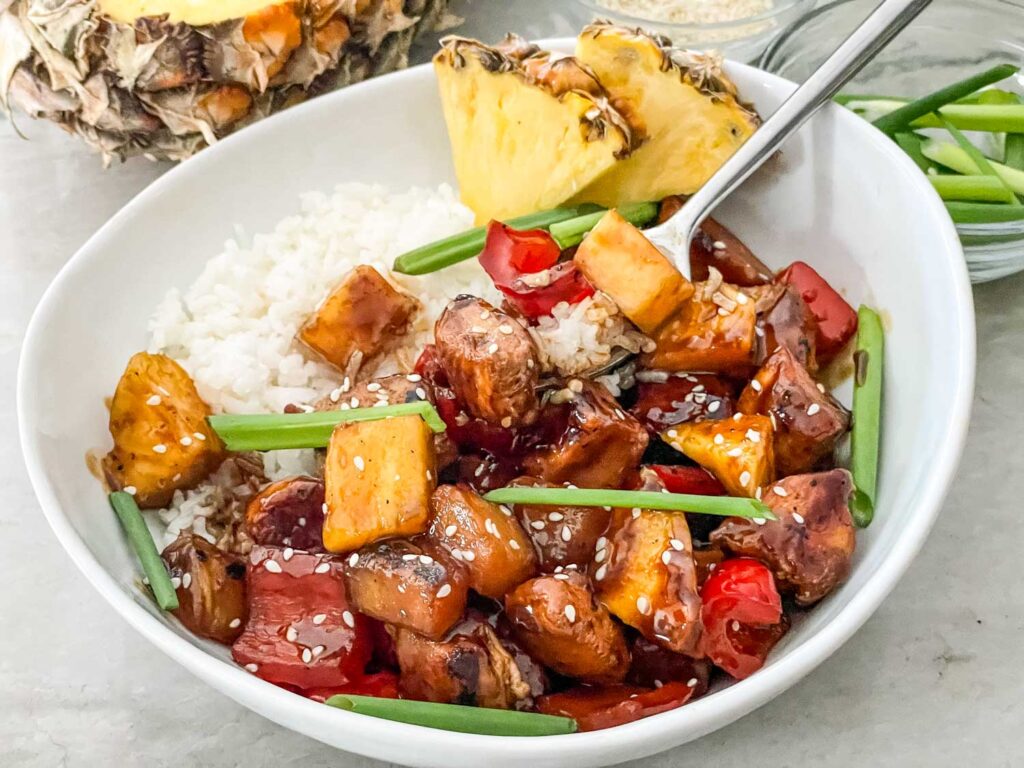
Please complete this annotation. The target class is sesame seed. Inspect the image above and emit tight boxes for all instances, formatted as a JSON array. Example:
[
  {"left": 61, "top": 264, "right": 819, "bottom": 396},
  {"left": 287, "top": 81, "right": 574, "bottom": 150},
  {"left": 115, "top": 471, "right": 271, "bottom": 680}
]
[
  {"left": 282, "top": 547, "right": 294, "bottom": 561},
  {"left": 501, "top": 417, "right": 512, "bottom": 428},
  {"left": 561, "top": 526, "right": 572, "bottom": 542},
  {"left": 554, "top": 573, "right": 569, "bottom": 581},
  {"left": 436, "top": 584, "right": 452, "bottom": 598},
  {"left": 152, "top": 444, "right": 167, "bottom": 454},
  {"left": 444, "top": 524, "right": 458, "bottom": 537},
  {"left": 397, "top": 584, "right": 406, "bottom": 593},
  {"left": 487, "top": 343, "right": 499, "bottom": 354},
  {"left": 179, "top": 436, "right": 193, "bottom": 446},
  {"left": 485, "top": 518, "right": 499, "bottom": 536},
  {"left": 407, "top": 373, "right": 422, "bottom": 382},
  {"left": 480, "top": 310, "right": 491, "bottom": 320},
  {"left": 312, "top": 613, "right": 327, "bottom": 625},
  {"left": 662, "top": 550, "right": 673, "bottom": 565},
  {"left": 687, "top": 677, "right": 698, "bottom": 688},
  {"left": 426, "top": 470, "right": 433, "bottom": 481},
  {"left": 632, "top": 508, "right": 641, "bottom": 519},
  {"left": 751, "top": 379, "right": 763, "bottom": 392},
  {"left": 312, "top": 645, "right": 326, "bottom": 657},
  {"left": 594, "top": 564, "right": 608, "bottom": 581},
  {"left": 746, "top": 429, "right": 761, "bottom": 443},
  {"left": 462, "top": 550, "right": 476, "bottom": 562},
  {"left": 596, "top": 537, "right": 608, "bottom": 550},
  {"left": 713, "top": 240, "right": 727, "bottom": 250},
  {"left": 753, "top": 517, "right": 767, "bottom": 526},
  {"left": 329, "top": 389, "right": 342, "bottom": 403},
  {"left": 302, "top": 648, "right": 313, "bottom": 664},
  {"left": 342, "top": 611, "right": 356, "bottom": 628},
  {"left": 498, "top": 324, "right": 514, "bottom": 335},
  {"left": 739, "top": 471, "right": 751, "bottom": 486},
  {"left": 531, "top": 520, "right": 546, "bottom": 530},
  {"left": 708, "top": 400, "right": 721, "bottom": 413},
  {"left": 245, "top": 663, "right": 259, "bottom": 673},
  {"left": 394, "top": 474, "right": 401, "bottom": 481},
  {"left": 229, "top": 618, "right": 242, "bottom": 629},
  {"left": 564, "top": 605, "right": 577, "bottom": 623},
  {"left": 182, "top": 573, "right": 192, "bottom": 589},
  {"left": 170, "top": 576, "right": 181, "bottom": 589},
  {"left": 636, "top": 596, "right": 651, "bottom": 615},
  {"left": 793, "top": 512, "right": 806, "bottom": 524},
  {"left": 314, "top": 563, "right": 330, "bottom": 574},
  {"left": 342, "top": 377, "right": 351, "bottom": 392},
  {"left": 667, "top": 429, "right": 679, "bottom": 439},
  {"left": 755, "top": 487, "right": 763, "bottom": 500},
  {"left": 322, "top": 503, "right": 328, "bottom": 515},
  {"left": 718, "top": 308, "right": 730, "bottom": 317},
  {"left": 670, "top": 539, "right": 685, "bottom": 551},
  {"left": 817, "top": 383, "right": 826, "bottom": 393},
  {"left": 731, "top": 620, "right": 741, "bottom": 632},
  {"left": 264, "top": 560, "right": 282, "bottom": 573},
  {"left": 654, "top": 679, "right": 664, "bottom": 688},
  {"left": 348, "top": 553, "right": 360, "bottom": 567},
  {"left": 509, "top": 539, "right": 521, "bottom": 550},
  {"left": 548, "top": 512, "right": 564, "bottom": 522},
  {"left": 727, "top": 447, "right": 743, "bottom": 457},
  {"left": 418, "top": 554, "right": 434, "bottom": 565},
  {"left": 402, "top": 554, "right": 418, "bottom": 561},
  {"left": 474, "top": 463, "right": 486, "bottom": 477},
  {"left": 286, "top": 626, "right": 298, "bottom": 642},
  {"left": 773, "top": 486, "right": 788, "bottom": 497},
  {"left": 594, "top": 548, "right": 608, "bottom": 564},
  {"left": 350, "top": 397, "right": 360, "bottom": 408},
  {"left": 193, "top": 431, "right": 205, "bottom": 440},
  {"left": 733, "top": 413, "right": 743, "bottom": 421},
  {"left": 714, "top": 434, "right": 725, "bottom": 445},
  {"left": 146, "top": 395, "right": 161, "bottom": 406},
  {"left": 156, "top": 386, "right": 170, "bottom": 397},
  {"left": 500, "top": 505, "right": 513, "bottom": 517},
  {"left": 123, "top": 486, "right": 137, "bottom": 496},
  {"left": 353, "top": 456, "right": 365, "bottom": 471},
  {"left": 736, "top": 292, "right": 749, "bottom": 305},
  {"left": 366, "top": 382, "right": 381, "bottom": 392},
  {"left": 807, "top": 403, "right": 821, "bottom": 416},
  {"left": 416, "top": 387, "right": 427, "bottom": 400}
]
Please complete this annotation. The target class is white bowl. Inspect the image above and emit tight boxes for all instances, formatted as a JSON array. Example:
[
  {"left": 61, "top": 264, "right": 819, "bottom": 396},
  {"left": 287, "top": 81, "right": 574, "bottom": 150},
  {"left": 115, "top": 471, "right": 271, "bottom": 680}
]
[{"left": 18, "top": 39, "right": 975, "bottom": 768}]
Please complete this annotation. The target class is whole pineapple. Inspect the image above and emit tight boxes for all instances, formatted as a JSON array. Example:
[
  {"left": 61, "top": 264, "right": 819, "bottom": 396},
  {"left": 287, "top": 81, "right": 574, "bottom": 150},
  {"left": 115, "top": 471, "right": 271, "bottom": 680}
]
[{"left": 0, "top": 0, "right": 449, "bottom": 162}]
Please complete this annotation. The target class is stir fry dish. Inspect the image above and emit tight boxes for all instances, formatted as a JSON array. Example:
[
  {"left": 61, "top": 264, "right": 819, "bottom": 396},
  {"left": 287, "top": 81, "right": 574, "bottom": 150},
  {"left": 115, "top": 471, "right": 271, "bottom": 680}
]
[{"left": 99, "top": 24, "right": 884, "bottom": 736}]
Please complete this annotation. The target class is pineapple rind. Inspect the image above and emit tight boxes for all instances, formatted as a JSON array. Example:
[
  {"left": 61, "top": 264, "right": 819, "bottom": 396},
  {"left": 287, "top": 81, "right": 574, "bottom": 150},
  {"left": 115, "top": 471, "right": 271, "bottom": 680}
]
[
  {"left": 0, "top": 0, "right": 448, "bottom": 163},
  {"left": 572, "top": 21, "right": 760, "bottom": 208}
]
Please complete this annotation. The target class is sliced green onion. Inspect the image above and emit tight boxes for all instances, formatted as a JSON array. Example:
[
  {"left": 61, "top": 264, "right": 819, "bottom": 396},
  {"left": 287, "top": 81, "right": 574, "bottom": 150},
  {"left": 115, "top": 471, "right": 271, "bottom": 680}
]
[
  {"left": 109, "top": 491, "right": 179, "bottom": 611},
  {"left": 850, "top": 306, "right": 884, "bottom": 528},
  {"left": 936, "top": 115, "right": 1021, "bottom": 206},
  {"left": 1006, "top": 134, "right": 1024, "bottom": 171},
  {"left": 921, "top": 140, "right": 1024, "bottom": 196},
  {"left": 895, "top": 132, "right": 937, "bottom": 174},
  {"left": 871, "top": 64, "right": 1019, "bottom": 135},
  {"left": 548, "top": 201, "right": 659, "bottom": 249},
  {"left": 208, "top": 401, "right": 446, "bottom": 452},
  {"left": 945, "top": 201, "right": 1024, "bottom": 224},
  {"left": 484, "top": 486, "right": 775, "bottom": 521},
  {"left": 392, "top": 205, "right": 601, "bottom": 275},
  {"left": 929, "top": 174, "right": 1018, "bottom": 203},
  {"left": 849, "top": 100, "right": 1024, "bottom": 133},
  {"left": 325, "top": 695, "right": 577, "bottom": 736}
]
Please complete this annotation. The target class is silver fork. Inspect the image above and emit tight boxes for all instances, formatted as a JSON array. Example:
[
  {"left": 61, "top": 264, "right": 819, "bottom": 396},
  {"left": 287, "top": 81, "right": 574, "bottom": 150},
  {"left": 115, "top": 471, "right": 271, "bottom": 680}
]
[{"left": 644, "top": 0, "right": 933, "bottom": 274}]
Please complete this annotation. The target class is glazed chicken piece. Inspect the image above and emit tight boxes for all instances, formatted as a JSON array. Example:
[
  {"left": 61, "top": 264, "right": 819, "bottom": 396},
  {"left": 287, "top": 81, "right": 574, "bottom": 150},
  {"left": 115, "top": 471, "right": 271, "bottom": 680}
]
[
  {"left": 509, "top": 477, "right": 612, "bottom": 572},
  {"left": 162, "top": 534, "right": 247, "bottom": 644},
  {"left": 594, "top": 502, "right": 702, "bottom": 656},
  {"left": 630, "top": 373, "right": 739, "bottom": 434},
  {"left": 751, "top": 282, "right": 819, "bottom": 371},
  {"left": 298, "top": 265, "right": 420, "bottom": 374},
  {"left": 343, "top": 538, "right": 469, "bottom": 639},
  {"left": 427, "top": 484, "right": 537, "bottom": 599},
  {"left": 738, "top": 346, "right": 851, "bottom": 475},
  {"left": 662, "top": 414, "right": 775, "bottom": 497},
  {"left": 104, "top": 352, "right": 223, "bottom": 508},
  {"left": 391, "top": 621, "right": 534, "bottom": 709},
  {"left": 505, "top": 572, "right": 630, "bottom": 684},
  {"left": 244, "top": 476, "right": 325, "bottom": 552},
  {"left": 711, "top": 469, "right": 856, "bottom": 605},
  {"left": 627, "top": 635, "right": 712, "bottom": 696},
  {"left": 434, "top": 295, "right": 541, "bottom": 428},
  {"left": 522, "top": 380, "right": 648, "bottom": 489}
]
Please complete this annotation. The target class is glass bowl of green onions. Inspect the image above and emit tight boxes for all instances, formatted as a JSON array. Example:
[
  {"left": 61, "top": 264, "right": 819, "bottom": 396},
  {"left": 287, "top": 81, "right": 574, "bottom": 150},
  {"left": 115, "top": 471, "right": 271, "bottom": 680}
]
[{"left": 759, "top": 0, "right": 1024, "bottom": 283}]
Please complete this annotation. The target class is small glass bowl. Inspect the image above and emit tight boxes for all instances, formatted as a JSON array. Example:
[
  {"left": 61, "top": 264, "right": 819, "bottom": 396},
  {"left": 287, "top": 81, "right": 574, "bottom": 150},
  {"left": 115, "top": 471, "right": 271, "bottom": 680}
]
[
  {"left": 759, "top": 0, "right": 1024, "bottom": 283},
  {"left": 573, "top": 0, "right": 816, "bottom": 63}
]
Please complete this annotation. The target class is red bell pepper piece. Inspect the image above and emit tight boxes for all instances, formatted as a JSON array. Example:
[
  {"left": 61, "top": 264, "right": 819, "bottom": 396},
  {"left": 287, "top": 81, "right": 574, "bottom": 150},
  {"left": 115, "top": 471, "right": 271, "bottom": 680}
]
[
  {"left": 232, "top": 546, "right": 373, "bottom": 690},
  {"left": 699, "top": 557, "right": 787, "bottom": 680},
  {"left": 777, "top": 262, "right": 858, "bottom": 364},
  {"left": 303, "top": 672, "right": 401, "bottom": 703},
  {"left": 536, "top": 681, "right": 697, "bottom": 732},
  {"left": 478, "top": 221, "right": 594, "bottom": 320},
  {"left": 647, "top": 465, "right": 726, "bottom": 496}
]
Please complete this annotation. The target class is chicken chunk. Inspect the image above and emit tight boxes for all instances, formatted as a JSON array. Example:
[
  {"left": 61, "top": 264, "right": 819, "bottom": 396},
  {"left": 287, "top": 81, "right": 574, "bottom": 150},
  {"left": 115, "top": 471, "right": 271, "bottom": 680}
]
[
  {"left": 594, "top": 506, "right": 702, "bottom": 655},
  {"left": 434, "top": 296, "right": 541, "bottom": 428},
  {"left": 244, "top": 476, "right": 325, "bottom": 552},
  {"left": 753, "top": 283, "right": 819, "bottom": 371},
  {"left": 162, "top": 534, "right": 247, "bottom": 644},
  {"left": 522, "top": 380, "right": 648, "bottom": 489},
  {"left": 627, "top": 635, "right": 712, "bottom": 695},
  {"left": 662, "top": 415, "right": 775, "bottom": 497},
  {"left": 505, "top": 572, "right": 629, "bottom": 684},
  {"left": 711, "top": 469, "right": 856, "bottom": 605},
  {"left": 630, "top": 373, "right": 738, "bottom": 434},
  {"left": 427, "top": 484, "right": 537, "bottom": 599},
  {"left": 738, "top": 346, "right": 851, "bottom": 475},
  {"left": 322, "top": 414, "right": 436, "bottom": 553},
  {"left": 391, "top": 622, "right": 533, "bottom": 709},
  {"left": 104, "top": 352, "right": 223, "bottom": 508},
  {"left": 344, "top": 538, "right": 468, "bottom": 639},
  {"left": 509, "top": 477, "right": 612, "bottom": 572},
  {"left": 298, "top": 265, "right": 420, "bottom": 374}
]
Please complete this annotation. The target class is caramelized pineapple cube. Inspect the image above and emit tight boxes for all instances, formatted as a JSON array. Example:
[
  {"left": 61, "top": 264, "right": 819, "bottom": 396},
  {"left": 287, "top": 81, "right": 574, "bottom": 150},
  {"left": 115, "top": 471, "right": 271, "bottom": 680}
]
[
  {"left": 574, "top": 210, "right": 694, "bottom": 334},
  {"left": 427, "top": 485, "right": 537, "bottom": 599},
  {"left": 594, "top": 507, "right": 701, "bottom": 654},
  {"left": 344, "top": 538, "right": 468, "bottom": 639},
  {"left": 641, "top": 291, "right": 757, "bottom": 373},
  {"left": 323, "top": 415, "right": 435, "bottom": 552},
  {"left": 662, "top": 415, "right": 774, "bottom": 497},
  {"left": 298, "top": 265, "right": 419, "bottom": 372},
  {"left": 103, "top": 352, "right": 223, "bottom": 508}
]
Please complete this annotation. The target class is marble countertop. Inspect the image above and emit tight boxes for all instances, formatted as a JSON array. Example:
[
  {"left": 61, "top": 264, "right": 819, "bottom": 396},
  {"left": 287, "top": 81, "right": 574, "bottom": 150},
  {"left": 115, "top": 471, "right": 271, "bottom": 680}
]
[{"left": 4, "top": 1, "right": 1024, "bottom": 765}]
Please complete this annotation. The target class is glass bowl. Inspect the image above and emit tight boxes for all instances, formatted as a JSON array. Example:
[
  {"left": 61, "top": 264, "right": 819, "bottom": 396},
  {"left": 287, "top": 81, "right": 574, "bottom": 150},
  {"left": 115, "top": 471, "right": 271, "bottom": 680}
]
[
  {"left": 573, "top": 0, "right": 816, "bottom": 63},
  {"left": 759, "top": 0, "right": 1024, "bottom": 283}
]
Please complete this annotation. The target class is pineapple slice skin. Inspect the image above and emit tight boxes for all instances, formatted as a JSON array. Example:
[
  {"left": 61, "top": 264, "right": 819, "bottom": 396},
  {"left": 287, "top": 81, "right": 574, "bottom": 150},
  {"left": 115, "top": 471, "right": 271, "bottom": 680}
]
[
  {"left": 434, "top": 36, "right": 637, "bottom": 224},
  {"left": 572, "top": 23, "right": 759, "bottom": 208},
  {"left": 1, "top": 0, "right": 448, "bottom": 162}
]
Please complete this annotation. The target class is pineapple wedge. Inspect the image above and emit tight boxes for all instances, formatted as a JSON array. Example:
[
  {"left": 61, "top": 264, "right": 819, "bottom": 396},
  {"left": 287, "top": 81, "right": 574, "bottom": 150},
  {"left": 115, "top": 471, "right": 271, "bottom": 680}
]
[
  {"left": 434, "top": 36, "right": 638, "bottom": 223},
  {"left": 572, "top": 23, "right": 759, "bottom": 208},
  {"left": 662, "top": 415, "right": 775, "bottom": 497}
]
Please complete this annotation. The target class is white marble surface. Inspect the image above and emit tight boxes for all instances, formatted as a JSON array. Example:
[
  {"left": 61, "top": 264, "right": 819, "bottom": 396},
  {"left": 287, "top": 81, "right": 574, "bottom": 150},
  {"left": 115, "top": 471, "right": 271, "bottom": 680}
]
[{"left": 4, "top": 1, "right": 1024, "bottom": 765}]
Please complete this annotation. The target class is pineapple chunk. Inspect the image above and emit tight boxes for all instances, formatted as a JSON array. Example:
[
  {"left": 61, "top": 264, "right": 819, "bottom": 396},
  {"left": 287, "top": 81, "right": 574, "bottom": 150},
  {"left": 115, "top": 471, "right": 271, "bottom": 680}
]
[
  {"left": 103, "top": 352, "right": 223, "bottom": 508},
  {"left": 434, "top": 37, "right": 637, "bottom": 223},
  {"left": 574, "top": 210, "right": 694, "bottom": 334},
  {"left": 573, "top": 23, "right": 759, "bottom": 208},
  {"left": 594, "top": 506, "right": 701, "bottom": 654},
  {"left": 299, "top": 266, "right": 420, "bottom": 373},
  {"left": 323, "top": 415, "right": 436, "bottom": 552},
  {"left": 98, "top": 0, "right": 294, "bottom": 25},
  {"left": 662, "top": 415, "right": 775, "bottom": 497},
  {"left": 641, "top": 289, "right": 758, "bottom": 373}
]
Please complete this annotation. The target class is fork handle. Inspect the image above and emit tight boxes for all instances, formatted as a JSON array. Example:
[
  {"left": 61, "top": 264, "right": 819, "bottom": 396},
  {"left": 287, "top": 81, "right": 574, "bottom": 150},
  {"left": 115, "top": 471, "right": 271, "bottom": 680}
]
[{"left": 668, "top": 0, "right": 933, "bottom": 245}]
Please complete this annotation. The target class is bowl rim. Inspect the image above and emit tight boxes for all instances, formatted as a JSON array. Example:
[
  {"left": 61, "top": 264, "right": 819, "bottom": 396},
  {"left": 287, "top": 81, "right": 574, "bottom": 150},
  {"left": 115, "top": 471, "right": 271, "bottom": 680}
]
[
  {"left": 574, "top": 0, "right": 815, "bottom": 33},
  {"left": 16, "top": 43, "right": 976, "bottom": 765}
]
